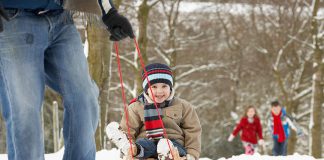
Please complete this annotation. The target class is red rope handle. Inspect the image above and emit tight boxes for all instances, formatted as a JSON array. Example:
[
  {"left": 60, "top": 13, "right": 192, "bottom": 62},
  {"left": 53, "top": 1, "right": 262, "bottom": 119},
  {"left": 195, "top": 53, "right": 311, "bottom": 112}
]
[
  {"left": 114, "top": 42, "right": 134, "bottom": 160},
  {"left": 133, "top": 38, "right": 175, "bottom": 159}
]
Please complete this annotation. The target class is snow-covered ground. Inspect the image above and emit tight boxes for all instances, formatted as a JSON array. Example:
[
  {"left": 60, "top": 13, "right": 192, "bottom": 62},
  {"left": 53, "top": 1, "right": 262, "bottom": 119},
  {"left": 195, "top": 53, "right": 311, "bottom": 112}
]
[
  {"left": 219, "top": 153, "right": 321, "bottom": 160},
  {"left": 0, "top": 148, "right": 211, "bottom": 160},
  {"left": 1, "top": 148, "right": 321, "bottom": 160}
]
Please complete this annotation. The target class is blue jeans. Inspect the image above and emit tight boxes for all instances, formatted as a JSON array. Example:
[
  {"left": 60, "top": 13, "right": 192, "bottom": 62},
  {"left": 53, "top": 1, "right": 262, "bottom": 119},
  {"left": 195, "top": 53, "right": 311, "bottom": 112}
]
[
  {"left": 272, "top": 138, "right": 287, "bottom": 156},
  {"left": 0, "top": 9, "right": 99, "bottom": 160},
  {"left": 135, "top": 138, "right": 187, "bottom": 159}
]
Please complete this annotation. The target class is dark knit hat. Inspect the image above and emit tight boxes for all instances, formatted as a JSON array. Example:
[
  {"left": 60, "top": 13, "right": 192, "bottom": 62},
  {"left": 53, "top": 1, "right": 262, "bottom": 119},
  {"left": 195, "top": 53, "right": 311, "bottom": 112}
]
[
  {"left": 142, "top": 63, "right": 173, "bottom": 92},
  {"left": 271, "top": 100, "right": 280, "bottom": 107}
]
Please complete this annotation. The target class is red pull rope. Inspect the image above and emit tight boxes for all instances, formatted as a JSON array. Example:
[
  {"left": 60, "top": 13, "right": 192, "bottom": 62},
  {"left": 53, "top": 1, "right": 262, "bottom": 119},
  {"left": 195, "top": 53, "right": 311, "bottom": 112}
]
[
  {"left": 114, "top": 42, "right": 134, "bottom": 160},
  {"left": 133, "top": 38, "right": 175, "bottom": 159}
]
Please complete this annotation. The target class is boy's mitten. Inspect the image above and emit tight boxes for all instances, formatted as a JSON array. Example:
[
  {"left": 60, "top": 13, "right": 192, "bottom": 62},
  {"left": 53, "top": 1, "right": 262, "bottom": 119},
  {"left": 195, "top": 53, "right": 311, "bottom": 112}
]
[{"left": 296, "top": 128, "right": 304, "bottom": 137}]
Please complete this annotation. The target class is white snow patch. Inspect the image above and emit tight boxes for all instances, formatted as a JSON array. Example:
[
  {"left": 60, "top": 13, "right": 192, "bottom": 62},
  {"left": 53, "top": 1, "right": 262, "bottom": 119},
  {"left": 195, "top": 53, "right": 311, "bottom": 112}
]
[
  {"left": 0, "top": 148, "right": 121, "bottom": 160},
  {"left": 0, "top": 148, "right": 211, "bottom": 160},
  {"left": 1, "top": 149, "right": 317, "bottom": 160},
  {"left": 218, "top": 153, "right": 317, "bottom": 160},
  {"left": 313, "top": 62, "right": 318, "bottom": 68},
  {"left": 84, "top": 29, "right": 89, "bottom": 58},
  {"left": 292, "top": 87, "right": 312, "bottom": 101}
]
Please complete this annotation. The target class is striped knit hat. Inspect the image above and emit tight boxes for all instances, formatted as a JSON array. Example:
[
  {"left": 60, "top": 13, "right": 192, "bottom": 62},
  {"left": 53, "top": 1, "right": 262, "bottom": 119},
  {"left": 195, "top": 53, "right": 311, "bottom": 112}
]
[{"left": 142, "top": 63, "right": 173, "bottom": 92}]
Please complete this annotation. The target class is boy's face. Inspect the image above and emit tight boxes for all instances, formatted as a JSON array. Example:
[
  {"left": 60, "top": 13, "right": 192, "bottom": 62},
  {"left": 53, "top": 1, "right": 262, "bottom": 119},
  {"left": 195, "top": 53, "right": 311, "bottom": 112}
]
[
  {"left": 147, "top": 83, "right": 171, "bottom": 103},
  {"left": 271, "top": 105, "right": 281, "bottom": 115}
]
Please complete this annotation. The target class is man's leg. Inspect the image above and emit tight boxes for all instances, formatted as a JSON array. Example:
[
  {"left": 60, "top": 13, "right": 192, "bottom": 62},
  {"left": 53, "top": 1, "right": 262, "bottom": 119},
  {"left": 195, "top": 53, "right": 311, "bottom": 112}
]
[
  {"left": 0, "top": 9, "right": 48, "bottom": 160},
  {"left": 43, "top": 11, "right": 99, "bottom": 160}
]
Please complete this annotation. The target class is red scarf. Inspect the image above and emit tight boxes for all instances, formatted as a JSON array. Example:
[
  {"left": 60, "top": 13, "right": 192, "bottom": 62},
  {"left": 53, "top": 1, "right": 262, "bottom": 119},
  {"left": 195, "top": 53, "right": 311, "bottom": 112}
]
[
  {"left": 130, "top": 93, "right": 172, "bottom": 140},
  {"left": 272, "top": 111, "right": 286, "bottom": 142}
]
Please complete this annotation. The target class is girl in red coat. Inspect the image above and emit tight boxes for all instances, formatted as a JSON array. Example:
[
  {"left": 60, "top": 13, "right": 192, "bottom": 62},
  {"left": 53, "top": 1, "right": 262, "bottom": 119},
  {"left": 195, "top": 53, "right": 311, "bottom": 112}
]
[{"left": 228, "top": 106, "right": 264, "bottom": 155}]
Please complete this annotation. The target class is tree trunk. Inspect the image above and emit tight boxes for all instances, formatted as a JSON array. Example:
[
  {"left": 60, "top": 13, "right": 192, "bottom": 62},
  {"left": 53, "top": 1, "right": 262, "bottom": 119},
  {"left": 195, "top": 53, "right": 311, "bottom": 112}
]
[
  {"left": 287, "top": 100, "right": 298, "bottom": 154},
  {"left": 136, "top": 0, "right": 150, "bottom": 95},
  {"left": 166, "top": 0, "right": 181, "bottom": 85},
  {"left": 52, "top": 101, "right": 60, "bottom": 152},
  {"left": 87, "top": 24, "right": 111, "bottom": 150},
  {"left": 0, "top": 115, "right": 6, "bottom": 153},
  {"left": 113, "top": 0, "right": 122, "bottom": 8},
  {"left": 310, "top": 56, "right": 323, "bottom": 158},
  {"left": 310, "top": 0, "right": 323, "bottom": 157}
]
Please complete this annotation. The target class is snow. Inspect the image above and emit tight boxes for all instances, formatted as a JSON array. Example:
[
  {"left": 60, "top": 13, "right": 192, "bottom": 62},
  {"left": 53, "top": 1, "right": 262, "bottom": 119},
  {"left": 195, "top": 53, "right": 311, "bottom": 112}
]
[
  {"left": 178, "top": 1, "right": 324, "bottom": 19},
  {"left": 217, "top": 153, "right": 318, "bottom": 160},
  {"left": 84, "top": 29, "right": 89, "bottom": 58},
  {"left": 1, "top": 149, "right": 320, "bottom": 160},
  {"left": 313, "top": 62, "right": 318, "bottom": 67},
  {"left": 178, "top": 2, "right": 256, "bottom": 14},
  {"left": 0, "top": 147, "right": 213, "bottom": 160},
  {"left": 0, "top": 148, "right": 121, "bottom": 160},
  {"left": 292, "top": 87, "right": 312, "bottom": 101}
]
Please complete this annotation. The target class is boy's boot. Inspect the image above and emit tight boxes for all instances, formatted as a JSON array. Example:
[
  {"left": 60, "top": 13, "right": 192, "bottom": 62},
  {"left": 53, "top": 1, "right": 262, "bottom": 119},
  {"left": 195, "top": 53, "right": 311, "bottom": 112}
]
[
  {"left": 157, "top": 138, "right": 181, "bottom": 160},
  {"left": 123, "top": 145, "right": 138, "bottom": 160},
  {"left": 106, "top": 122, "right": 132, "bottom": 158}
]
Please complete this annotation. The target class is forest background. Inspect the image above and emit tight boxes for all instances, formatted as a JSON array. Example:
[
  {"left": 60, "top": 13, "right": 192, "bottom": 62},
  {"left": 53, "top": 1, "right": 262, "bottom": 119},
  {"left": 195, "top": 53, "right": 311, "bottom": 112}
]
[{"left": 0, "top": 0, "right": 323, "bottom": 159}]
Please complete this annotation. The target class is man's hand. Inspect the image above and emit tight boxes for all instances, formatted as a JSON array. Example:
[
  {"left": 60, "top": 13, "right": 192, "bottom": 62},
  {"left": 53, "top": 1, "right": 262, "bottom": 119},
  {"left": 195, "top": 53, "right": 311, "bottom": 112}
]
[
  {"left": 0, "top": 4, "right": 9, "bottom": 32},
  {"left": 102, "top": 8, "right": 134, "bottom": 41}
]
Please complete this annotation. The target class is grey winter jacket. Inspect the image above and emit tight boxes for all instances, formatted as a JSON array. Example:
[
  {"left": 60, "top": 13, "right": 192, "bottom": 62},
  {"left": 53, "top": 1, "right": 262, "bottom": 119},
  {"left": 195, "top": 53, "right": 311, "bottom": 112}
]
[
  {"left": 64, "top": 0, "right": 102, "bottom": 15},
  {"left": 1, "top": 0, "right": 106, "bottom": 15}
]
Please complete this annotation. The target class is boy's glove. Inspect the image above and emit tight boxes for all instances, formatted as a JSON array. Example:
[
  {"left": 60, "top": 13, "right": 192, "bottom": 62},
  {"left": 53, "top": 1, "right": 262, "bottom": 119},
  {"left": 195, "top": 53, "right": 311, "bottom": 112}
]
[
  {"left": 0, "top": 3, "right": 9, "bottom": 32},
  {"left": 296, "top": 128, "right": 304, "bottom": 137},
  {"left": 227, "top": 134, "right": 235, "bottom": 142},
  {"left": 102, "top": 8, "right": 134, "bottom": 41},
  {"left": 186, "top": 154, "right": 196, "bottom": 160}
]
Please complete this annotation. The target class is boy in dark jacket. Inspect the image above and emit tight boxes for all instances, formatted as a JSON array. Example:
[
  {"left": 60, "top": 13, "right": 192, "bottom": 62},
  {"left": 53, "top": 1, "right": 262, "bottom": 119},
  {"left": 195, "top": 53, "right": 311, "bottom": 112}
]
[{"left": 268, "top": 100, "right": 300, "bottom": 156}]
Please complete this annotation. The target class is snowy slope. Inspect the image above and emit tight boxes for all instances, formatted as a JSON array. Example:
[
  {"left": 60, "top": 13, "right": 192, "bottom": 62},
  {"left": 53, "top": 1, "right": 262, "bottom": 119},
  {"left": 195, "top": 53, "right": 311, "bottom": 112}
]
[
  {"left": 1, "top": 149, "right": 321, "bottom": 160},
  {"left": 0, "top": 148, "right": 211, "bottom": 160},
  {"left": 0, "top": 148, "right": 121, "bottom": 160},
  {"left": 218, "top": 153, "right": 320, "bottom": 160}
]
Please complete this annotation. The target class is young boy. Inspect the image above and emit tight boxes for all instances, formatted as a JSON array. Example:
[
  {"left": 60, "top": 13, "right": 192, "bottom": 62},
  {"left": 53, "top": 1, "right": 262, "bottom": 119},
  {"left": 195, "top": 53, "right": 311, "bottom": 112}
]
[
  {"left": 269, "top": 100, "right": 300, "bottom": 156},
  {"left": 107, "top": 63, "right": 201, "bottom": 160}
]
